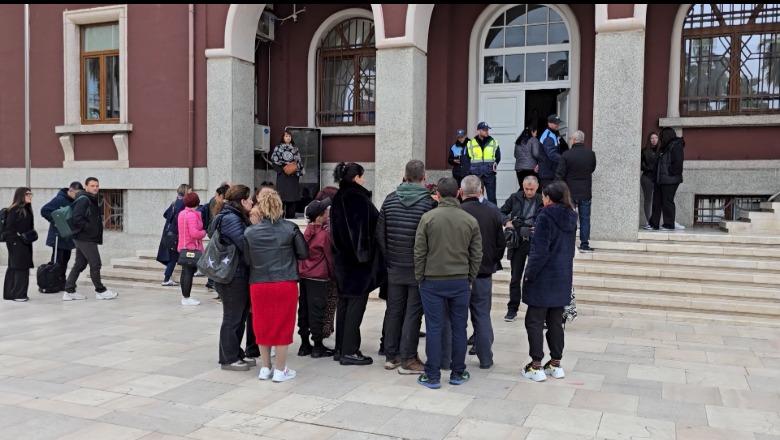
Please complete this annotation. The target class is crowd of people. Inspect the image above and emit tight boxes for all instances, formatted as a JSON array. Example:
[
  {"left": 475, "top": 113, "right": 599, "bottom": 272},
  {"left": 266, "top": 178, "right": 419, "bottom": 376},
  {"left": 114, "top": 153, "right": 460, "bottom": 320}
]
[{"left": 1, "top": 117, "right": 686, "bottom": 389}]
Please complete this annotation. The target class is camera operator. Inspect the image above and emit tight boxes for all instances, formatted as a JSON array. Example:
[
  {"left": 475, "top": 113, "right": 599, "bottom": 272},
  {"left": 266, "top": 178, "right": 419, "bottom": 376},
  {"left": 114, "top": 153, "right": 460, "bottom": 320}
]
[{"left": 499, "top": 176, "right": 543, "bottom": 322}]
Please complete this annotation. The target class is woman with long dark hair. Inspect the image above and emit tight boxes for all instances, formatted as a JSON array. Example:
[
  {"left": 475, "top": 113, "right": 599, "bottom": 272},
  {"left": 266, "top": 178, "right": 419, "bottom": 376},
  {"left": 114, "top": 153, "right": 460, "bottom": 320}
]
[
  {"left": 521, "top": 181, "right": 577, "bottom": 382},
  {"left": 213, "top": 185, "right": 257, "bottom": 371},
  {"left": 514, "top": 127, "right": 541, "bottom": 186},
  {"left": 649, "top": 127, "right": 685, "bottom": 231},
  {"left": 271, "top": 130, "right": 304, "bottom": 219},
  {"left": 330, "top": 162, "right": 386, "bottom": 366},
  {"left": 640, "top": 132, "right": 659, "bottom": 229},
  {"left": 3, "top": 187, "right": 36, "bottom": 301}
]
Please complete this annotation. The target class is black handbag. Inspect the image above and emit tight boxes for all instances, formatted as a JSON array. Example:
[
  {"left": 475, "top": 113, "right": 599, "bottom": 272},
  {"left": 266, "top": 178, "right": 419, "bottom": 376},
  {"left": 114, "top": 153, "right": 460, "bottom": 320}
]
[{"left": 178, "top": 249, "right": 202, "bottom": 267}]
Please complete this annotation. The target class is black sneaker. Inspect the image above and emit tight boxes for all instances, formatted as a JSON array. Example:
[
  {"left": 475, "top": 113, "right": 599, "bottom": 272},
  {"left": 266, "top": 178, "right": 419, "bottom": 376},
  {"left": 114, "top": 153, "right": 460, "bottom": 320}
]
[
  {"left": 467, "top": 334, "right": 475, "bottom": 346},
  {"left": 297, "top": 344, "right": 312, "bottom": 357},
  {"left": 449, "top": 371, "right": 471, "bottom": 386},
  {"left": 418, "top": 374, "right": 441, "bottom": 389},
  {"left": 468, "top": 346, "right": 477, "bottom": 356},
  {"left": 504, "top": 311, "right": 518, "bottom": 322},
  {"left": 332, "top": 350, "right": 341, "bottom": 362},
  {"left": 311, "top": 345, "right": 335, "bottom": 358},
  {"left": 479, "top": 361, "right": 494, "bottom": 369},
  {"left": 340, "top": 352, "right": 373, "bottom": 366},
  {"left": 579, "top": 245, "right": 595, "bottom": 253}
]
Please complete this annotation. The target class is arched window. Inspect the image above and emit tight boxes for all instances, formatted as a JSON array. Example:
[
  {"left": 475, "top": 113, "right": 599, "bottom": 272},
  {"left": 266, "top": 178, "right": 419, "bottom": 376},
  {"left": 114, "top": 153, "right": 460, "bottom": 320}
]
[
  {"left": 316, "top": 18, "right": 376, "bottom": 126},
  {"left": 681, "top": 4, "right": 780, "bottom": 115},
  {"left": 482, "top": 4, "right": 570, "bottom": 85}
]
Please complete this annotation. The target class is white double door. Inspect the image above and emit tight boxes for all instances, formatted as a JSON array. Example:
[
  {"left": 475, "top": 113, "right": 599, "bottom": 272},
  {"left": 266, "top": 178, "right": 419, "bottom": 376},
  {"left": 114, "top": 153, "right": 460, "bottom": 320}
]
[{"left": 479, "top": 89, "right": 568, "bottom": 205}]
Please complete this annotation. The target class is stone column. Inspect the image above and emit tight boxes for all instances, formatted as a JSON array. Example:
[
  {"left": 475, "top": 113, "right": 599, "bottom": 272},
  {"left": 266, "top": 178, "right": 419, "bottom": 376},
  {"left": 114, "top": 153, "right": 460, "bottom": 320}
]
[
  {"left": 374, "top": 46, "right": 427, "bottom": 205},
  {"left": 590, "top": 30, "right": 646, "bottom": 242},
  {"left": 206, "top": 55, "right": 255, "bottom": 194}
]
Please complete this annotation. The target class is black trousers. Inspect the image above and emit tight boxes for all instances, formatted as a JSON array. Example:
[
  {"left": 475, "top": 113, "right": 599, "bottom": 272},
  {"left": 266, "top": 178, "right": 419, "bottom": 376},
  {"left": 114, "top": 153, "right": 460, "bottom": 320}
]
[
  {"left": 217, "top": 276, "right": 250, "bottom": 364},
  {"left": 383, "top": 283, "right": 423, "bottom": 361},
  {"left": 3, "top": 268, "right": 29, "bottom": 300},
  {"left": 51, "top": 247, "right": 72, "bottom": 277},
  {"left": 65, "top": 240, "right": 106, "bottom": 293},
  {"left": 284, "top": 202, "right": 296, "bottom": 219},
  {"left": 298, "top": 278, "right": 329, "bottom": 344},
  {"left": 516, "top": 169, "right": 538, "bottom": 187},
  {"left": 649, "top": 183, "right": 680, "bottom": 229},
  {"left": 507, "top": 241, "right": 531, "bottom": 313},
  {"left": 525, "top": 305, "right": 565, "bottom": 362},
  {"left": 640, "top": 175, "right": 655, "bottom": 224},
  {"left": 539, "top": 178, "right": 555, "bottom": 190},
  {"left": 179, "top": 265, "right": 195, "bottom": 298},
  {"left": 335, "top": 295, "right": 369, "bottom": 356}
]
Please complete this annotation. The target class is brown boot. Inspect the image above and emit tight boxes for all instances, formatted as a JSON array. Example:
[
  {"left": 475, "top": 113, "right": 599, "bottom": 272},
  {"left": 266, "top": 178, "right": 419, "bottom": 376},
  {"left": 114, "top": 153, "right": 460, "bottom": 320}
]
[{"left": 398, "top": 357, "right": 425, "bottom": 375}]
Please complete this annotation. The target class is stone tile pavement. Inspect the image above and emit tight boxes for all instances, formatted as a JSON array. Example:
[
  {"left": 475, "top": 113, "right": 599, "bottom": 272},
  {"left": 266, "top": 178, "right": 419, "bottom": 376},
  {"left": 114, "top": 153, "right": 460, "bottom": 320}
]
[{"left": 0, "top": 281, "right": 779, "bottom": 439}]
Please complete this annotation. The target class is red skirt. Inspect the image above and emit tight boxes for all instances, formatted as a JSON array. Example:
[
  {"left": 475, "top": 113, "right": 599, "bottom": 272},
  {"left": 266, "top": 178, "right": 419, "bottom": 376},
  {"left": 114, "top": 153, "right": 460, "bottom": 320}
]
[{"left": 250, "top": 281, "right": 298, "bottom": 346}]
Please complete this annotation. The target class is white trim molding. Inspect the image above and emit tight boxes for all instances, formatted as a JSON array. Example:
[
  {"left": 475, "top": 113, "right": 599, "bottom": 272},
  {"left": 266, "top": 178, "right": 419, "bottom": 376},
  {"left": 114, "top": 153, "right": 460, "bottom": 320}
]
[
  {"left": 595, "top": 4, "right": 648, "bottom": 33},
  {"left": 467, "top": 4, "right": 581, "bottom": 136},
  {"left": 206, "top": 4, "right": 267, "bottom": 63},
  {"left": 307, "top": 8, "right": 375, "bottom": 130},
  {"left": 667, "top": 4, "right": 693, "bottom": 118},
  {"left": 660, "top": 114, "right": 780, "bottom": 129},
  {"left": 318, "top": 126, "right": 376, "bottom": 136},
  {"left": 61, "top": 5, "right": 130, "bottom": 169}
]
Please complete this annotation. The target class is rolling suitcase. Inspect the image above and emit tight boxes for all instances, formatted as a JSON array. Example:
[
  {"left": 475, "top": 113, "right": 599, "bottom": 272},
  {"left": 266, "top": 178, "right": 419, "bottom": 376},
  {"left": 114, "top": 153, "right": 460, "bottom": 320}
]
[{"left": 37, "top": 236, "right": 66, "bottom": 293}]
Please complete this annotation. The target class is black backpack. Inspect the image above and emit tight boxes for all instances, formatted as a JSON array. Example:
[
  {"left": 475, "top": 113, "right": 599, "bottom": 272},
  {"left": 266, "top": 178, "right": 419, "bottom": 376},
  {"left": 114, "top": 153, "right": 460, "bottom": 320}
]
[{"left": 0, "top": 208, "right": 8, "bottom": 242}]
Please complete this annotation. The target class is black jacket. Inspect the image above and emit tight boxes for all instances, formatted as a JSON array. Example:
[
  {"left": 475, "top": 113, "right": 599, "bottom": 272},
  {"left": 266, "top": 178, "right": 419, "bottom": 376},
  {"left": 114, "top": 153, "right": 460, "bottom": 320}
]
[
  {"left": 331, "top": 181, "right": 386, "bottom": 297},
  {"left": 40, "top": 188, "right": 76, "bottom": 250},
  {"left": 461, "top": 198, "right": 506, "bottom": 277},
  {"left": 156, "top": 196, "right": 185, "bottom": 264},
  {"left": 71, "top": 191, "right": 103, "bottom": 244},
  {"left": 556, "top": 143, "right": 597, "bottom": 201},
  {"left": 448, "top": 139, "right": 471, "bottom": 180},
  {"left": 4, "top": 205, "right": 35, "bottom": 269},
  {"left": 500, "top": 191, "right": 543, "bottom": 238},
  {"left": 657, "top": 138, "right": 685, "bottom": 185},
  {"left": 376, "top": 183, "right": 437, "bottom": 285},
  {"left": 641, "top": 147, "right": 658, "bottom": 179},
  {"left": 213, "top": 204, "right": 250, "bottom": 280},
  {"left": 244, "top": 218, "right": 308, "bottom": 284},
  {"left": 522, "top": 203, "right": 577, "bottom": 308}
]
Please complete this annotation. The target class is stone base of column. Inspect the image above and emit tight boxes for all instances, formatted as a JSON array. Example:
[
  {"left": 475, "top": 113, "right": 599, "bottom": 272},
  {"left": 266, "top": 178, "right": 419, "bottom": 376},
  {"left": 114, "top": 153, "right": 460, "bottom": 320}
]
[{"left": 591, "top": 31, "right": 646, "bottom": 242}]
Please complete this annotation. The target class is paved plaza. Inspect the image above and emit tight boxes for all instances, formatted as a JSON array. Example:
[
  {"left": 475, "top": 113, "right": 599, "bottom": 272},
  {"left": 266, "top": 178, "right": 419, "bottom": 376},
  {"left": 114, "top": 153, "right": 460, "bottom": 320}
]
[{"left": 0, "top": 281, "right": 779, "bottom": 440}]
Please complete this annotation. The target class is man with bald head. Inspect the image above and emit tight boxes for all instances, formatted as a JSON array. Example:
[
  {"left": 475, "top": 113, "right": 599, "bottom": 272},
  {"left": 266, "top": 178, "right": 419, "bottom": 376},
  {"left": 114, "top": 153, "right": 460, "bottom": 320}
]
[{"left": 500, "top": 176, "right": 543, "bottom": 322}]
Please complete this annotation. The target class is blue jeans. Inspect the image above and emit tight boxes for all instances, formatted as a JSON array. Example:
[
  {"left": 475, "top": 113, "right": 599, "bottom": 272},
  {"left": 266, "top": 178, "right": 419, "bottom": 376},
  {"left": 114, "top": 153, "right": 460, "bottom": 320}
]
[
  {"left": 420, "top": 279, "right": 470, "bottom": 382},
  {"left": 574, "top": 199, "right": 591, "bottom": 248},
  {"left": 164, "top": 253, "right": 179, "bottom": 282},
  {"left": 469, "top": 277, "right": 494, "bottom": 366}
]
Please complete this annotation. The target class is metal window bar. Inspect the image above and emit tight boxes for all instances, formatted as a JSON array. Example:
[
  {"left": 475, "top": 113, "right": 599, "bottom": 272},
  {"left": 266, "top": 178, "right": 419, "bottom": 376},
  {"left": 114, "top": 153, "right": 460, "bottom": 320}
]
[
  {"left": 694, "top": 195, "right": 769, "bottom": 224},
  {"left": 101, "top": 189, "right": 124, "bottom": 231}
]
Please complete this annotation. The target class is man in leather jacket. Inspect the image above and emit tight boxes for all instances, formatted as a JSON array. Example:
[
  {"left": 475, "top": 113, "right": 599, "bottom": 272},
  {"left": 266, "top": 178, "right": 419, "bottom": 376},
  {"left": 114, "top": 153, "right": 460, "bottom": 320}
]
[{"left": 499, "top": 176, "right": 543, "bottom": 322}]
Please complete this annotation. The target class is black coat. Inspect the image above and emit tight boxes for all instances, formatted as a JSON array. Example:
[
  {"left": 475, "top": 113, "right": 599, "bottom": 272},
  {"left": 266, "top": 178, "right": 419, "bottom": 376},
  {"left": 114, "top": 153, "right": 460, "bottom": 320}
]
[
  {"left": 461, "top": 198, "right": 506, "bottom": 276},
  {"left": 522, "top": 204, "right": 577, "bottom": 308},
  {"left": 641, "top": 147, "right": 658, "bottom": 179},
  {"left": 4, "top": 205, "right": 35, "bottom": 269},
  {"left": 71, "top": 191, "right": 103, "bottom": 244},
  {"left": 213, "top": 204, "right": 250, "bottom": 280},
  {"left": 331, "top": 181, "right": 386, "bottom": 297},
  {"left": 156, "top": 197, "right": 185, "bottom": 264},
  {"left": 40, "top": 188, "right": 76, "bottom": 250},
  {"left": 376, "top": 184, "right": 436, "bottom": 285},
  {"left": 500, "top": 191, "right": 543, "bottom": 232},
  {"left": 657, "top": 138, "right": 685, "bottom": 185},
  {"left": 555, "top": 143, "right": 597, "bottom": 201}
]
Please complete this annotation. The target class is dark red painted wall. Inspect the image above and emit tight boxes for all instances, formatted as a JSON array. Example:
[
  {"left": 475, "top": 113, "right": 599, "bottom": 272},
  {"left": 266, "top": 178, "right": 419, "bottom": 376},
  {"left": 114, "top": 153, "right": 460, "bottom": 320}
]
[
  {"left": 74, "top": 135, "right": 117, "bottom": 161},
  {"left": 0, "top": 5, "right": 24, "bottom": 167},
  {"left": 322, "top": 136, "right": 374, "bottom": 163},
  {"left": 608, "top": 4, "right": 634, "bottom": 19},
  {"left": 426, "top": 4, "right": 595, "bottom": 170},
  {"left": 643, "top": 4, "right": 780, "bottom": 160},
  {"left": 382, "top": 5, "right": 408, "bottom": 38}
]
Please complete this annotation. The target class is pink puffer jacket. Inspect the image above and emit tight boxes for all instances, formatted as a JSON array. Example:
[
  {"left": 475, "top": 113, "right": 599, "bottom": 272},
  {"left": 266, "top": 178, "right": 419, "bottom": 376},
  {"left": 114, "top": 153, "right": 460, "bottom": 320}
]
[{"left": 177, "top": 207, "right": 206, "bottom": 252}]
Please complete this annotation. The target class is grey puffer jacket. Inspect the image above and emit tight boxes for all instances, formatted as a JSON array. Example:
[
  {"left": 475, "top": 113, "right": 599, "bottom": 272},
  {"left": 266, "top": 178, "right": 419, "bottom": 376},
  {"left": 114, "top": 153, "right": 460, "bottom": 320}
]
[
  {"left": 244, "top": 218, "right": 308, "bottom": 284},
  {"left": 515, "top": 137, "right": 541, "bottom": 171}
]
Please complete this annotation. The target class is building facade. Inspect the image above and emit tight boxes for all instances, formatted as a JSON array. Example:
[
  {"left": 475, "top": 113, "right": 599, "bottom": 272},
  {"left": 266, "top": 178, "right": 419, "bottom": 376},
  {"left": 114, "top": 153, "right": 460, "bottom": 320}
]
[{"left": 1, "top": 4, "right": 779, "bottom": 262}]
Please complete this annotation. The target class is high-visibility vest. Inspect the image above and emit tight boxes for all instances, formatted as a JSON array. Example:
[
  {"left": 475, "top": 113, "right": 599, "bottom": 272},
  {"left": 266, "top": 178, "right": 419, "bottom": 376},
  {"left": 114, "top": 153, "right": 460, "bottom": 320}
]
[{"left": 467, "top": 137, "right": 498, "bottom": 164}]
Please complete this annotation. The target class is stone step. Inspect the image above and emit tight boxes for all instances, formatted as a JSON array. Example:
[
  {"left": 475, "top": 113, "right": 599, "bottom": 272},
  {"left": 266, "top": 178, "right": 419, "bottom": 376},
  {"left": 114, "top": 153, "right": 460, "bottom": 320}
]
[
  {"left": 759, "top": 201, "right": 780, "bottom": 212},
  {"left": 573, "top": 250, "right": 780, "bottom": 272},
  {"left": 574, "top": 288, "right": 780, "bottom": 318},
  {"left": 100, "top": 267, "right": 209, "bottom": 286},
  {"left": 574, "top": 302, "right": 780, "bottom": 328},
  {"left": 572, "top": 261, "right": 780, "bottom": 286},
  {"left": 589, "top": 240, "right": 780, "bottom": 259},
  {"left": 720, "top": 219, "right": 780, "bottom": 235},
  {"left": 747, "top": 210, "right": 780, "bottom": 222},
  {"left": 637, "top": 230, "right": 780, "bottom": 246},
  {"left": 572, "top": 275, "right": 780, "bottom": 301}
]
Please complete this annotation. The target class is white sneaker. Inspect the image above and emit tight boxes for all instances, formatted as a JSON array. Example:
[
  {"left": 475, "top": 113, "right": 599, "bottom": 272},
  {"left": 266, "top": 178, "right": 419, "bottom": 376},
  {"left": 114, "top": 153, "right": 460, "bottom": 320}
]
[
  {"left": 181, "top": 297, "right": 200, "bottom": 306},
  {"left": 62, "top": 292, "right": 86, "bottom": 301},
  {"left": 161, "top": 280, "right": 178, "bottom": 286},
  {"left": 272, "top": 367, "right": 296, "bottom": 383},
  {"left": 674, "top": 222, "right": 686, "bottom": 230},
  {"left": 522, "top": 363, "right": 547, "bottom": 382},
  {"left": 258, "top": 367, "right": 272, "bottom": 380},
  {"left": 543, "top": 361, "right": 565, "bottom": 379},
  {"left": 96, "top": 290, "right": 118, "bottom": 300}
]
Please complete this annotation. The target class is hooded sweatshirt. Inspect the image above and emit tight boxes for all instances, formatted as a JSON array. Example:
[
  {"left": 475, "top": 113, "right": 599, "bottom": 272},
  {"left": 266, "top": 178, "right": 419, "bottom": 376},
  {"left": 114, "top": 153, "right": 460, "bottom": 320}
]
[
  {"left": 376, "top": 182, "right": 437, "bottom": 285},
  {"left": 522, "top": 203, "right": 577, "bottom": 308},
  {"left": 298, "top": 222, "right": 334, "bottom": 280}
]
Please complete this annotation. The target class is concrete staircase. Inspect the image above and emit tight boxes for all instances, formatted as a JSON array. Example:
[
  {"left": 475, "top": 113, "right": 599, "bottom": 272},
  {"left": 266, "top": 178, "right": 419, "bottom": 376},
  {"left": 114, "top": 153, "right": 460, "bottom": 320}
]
[
  {"left": 99, "top": 220, "right": 780, "bottom": 327},
  {"left": 720, "top": 201, "right": 780, "bottom": 234}
]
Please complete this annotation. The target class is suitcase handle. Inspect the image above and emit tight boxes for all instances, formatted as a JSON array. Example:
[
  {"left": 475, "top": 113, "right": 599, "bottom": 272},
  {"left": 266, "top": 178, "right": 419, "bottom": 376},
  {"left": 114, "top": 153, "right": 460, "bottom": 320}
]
[{"left": 53, "top": 235, "right": 58, "bottom": 264}]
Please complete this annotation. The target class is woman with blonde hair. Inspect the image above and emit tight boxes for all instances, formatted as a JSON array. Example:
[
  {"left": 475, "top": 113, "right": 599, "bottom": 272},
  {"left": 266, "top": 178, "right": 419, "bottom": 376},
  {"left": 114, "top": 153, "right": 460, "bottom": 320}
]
[{"left": 244, "top": 189, "right": 308, "bottom": 382}]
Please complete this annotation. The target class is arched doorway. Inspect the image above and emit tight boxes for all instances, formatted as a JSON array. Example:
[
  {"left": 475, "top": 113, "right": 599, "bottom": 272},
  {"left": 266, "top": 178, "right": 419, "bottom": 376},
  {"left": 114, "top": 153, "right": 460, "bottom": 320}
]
[{"left": 474, "top": 4, "right": 579, "bottom": 202}]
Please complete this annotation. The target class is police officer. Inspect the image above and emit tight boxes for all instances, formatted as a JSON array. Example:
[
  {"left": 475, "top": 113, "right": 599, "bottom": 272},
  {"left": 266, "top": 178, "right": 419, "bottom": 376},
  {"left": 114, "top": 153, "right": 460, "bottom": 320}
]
[
  {"left": 467, "top": 122, "right": 501, "bottom": 204},
  {"left": 499, "top": 175, "right": 543, "bottom": 322},
  {"left": 448, "top": 129, "right": 470, "bottom": 186}
]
